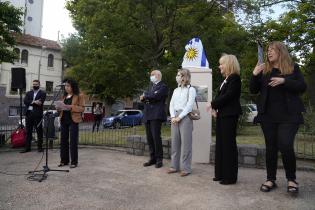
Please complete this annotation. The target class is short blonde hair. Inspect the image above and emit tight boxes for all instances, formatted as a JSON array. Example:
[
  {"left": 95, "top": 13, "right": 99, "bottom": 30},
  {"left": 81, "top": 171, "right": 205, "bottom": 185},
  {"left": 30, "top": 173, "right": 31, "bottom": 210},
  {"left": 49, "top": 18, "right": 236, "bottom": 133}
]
[
  {"left": 219, "top": 54, "right": 240, "bottom": 76},
  {"left": 177, "top": 68, "right": 191, "bottom": 86}
]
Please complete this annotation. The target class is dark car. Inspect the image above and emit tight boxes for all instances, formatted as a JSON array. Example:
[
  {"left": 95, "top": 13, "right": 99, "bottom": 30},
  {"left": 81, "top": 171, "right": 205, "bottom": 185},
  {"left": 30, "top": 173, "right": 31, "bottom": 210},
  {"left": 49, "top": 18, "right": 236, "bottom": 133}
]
[{"left": 102, "top": 110, "right": 143, "bottom": 129}]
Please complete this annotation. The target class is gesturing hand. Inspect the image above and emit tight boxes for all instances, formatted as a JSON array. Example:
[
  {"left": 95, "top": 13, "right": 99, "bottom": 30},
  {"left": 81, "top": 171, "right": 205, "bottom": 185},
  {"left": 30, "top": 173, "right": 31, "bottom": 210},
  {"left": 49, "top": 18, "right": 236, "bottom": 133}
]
[
  {"left": 211, "top": 110, "right": 217, "bottom": 118},
  {"left": 253, "top": 63, "right": 265, "bottom": 76},
  {"left": 268, "top": 77, "right": 285, "bottom": 87}
]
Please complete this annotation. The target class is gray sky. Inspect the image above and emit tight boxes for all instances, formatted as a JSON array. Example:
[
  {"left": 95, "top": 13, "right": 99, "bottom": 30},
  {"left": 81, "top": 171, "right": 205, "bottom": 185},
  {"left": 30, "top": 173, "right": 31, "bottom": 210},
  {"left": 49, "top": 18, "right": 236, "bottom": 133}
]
[
  {"left": 42, "top": 0, "right": 76, "bottom": 41},
  {"left": 41, "top": 0, "right": 286, "bottom": 41}
]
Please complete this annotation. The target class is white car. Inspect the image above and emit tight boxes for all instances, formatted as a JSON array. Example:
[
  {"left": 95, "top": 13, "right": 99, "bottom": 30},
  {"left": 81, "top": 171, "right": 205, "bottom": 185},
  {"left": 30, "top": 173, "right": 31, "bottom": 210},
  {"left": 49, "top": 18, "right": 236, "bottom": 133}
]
[{"left": 242, "top": 104, "right": 258, "bottom": 123}]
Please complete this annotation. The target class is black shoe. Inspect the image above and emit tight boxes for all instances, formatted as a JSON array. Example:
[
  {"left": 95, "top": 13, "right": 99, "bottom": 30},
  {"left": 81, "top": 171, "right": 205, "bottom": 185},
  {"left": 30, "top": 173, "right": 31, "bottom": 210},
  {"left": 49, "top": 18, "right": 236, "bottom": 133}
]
[
  {"left": 58, "top": 163, "right": 69, "bottom": 167},
  {"left": 287, "top": 180, "right": 299, "bottom": 195},
  {"left": 143, "top": 160, "right": 156, "bottom": 167},
  {"left": 20, "top": 149, "right": 31, "bottom": 153},
  {"left": 213, "top": 177, "right": 222, "bottom": 181},
  {"left": 260, "top": 180, "right": 277, "bottom": 192},
  {"left": 70, "top": 164, "right": 77, "bottom": 168},
  {"left": 219, "top": 180, "right": 237, "bottom": 185},
  {"left": 155, "top": 161, "right": 163, "bottom": 168}
]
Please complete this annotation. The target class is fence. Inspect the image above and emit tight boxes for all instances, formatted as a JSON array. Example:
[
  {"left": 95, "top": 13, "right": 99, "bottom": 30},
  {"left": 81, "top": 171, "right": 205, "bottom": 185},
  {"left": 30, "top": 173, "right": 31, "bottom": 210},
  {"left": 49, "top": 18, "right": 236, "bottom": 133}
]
[{"left": 1, "top": 121, "right": 315, "bottom": 160}]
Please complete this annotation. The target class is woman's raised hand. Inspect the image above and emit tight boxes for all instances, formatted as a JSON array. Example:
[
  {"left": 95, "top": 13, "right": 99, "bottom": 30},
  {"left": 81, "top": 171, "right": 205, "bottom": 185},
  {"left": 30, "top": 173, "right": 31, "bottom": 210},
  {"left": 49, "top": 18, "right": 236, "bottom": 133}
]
[{"left": 253, "top": 63, "right": 265, "bottom": 76}]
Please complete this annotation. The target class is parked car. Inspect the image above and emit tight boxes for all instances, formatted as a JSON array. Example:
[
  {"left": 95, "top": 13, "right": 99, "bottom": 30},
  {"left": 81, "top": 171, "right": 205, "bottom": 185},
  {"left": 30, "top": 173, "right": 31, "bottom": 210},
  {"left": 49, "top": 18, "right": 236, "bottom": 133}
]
[
  {"left": 241, "top": 104, "right": 258, "bottom": 123},
  {"left": 102, "top": 110, "right": 143, "bottom": 129}
]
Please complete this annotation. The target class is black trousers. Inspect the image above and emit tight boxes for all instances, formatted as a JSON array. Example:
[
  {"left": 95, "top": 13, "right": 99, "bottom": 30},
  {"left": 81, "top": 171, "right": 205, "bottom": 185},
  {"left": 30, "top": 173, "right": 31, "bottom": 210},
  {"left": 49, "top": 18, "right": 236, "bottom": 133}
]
[
  {"left": 60, "top": 120, "right": 79, "bottom": 165},
  {"left": 145, "top": 120, "right": 163, "bottom": 162},
  {"left": 25, "top": 112, "right": 43, "bottom": 150},
  {"left": 215, "top": 116, "right": 239, "bottom": 182},
  {"left": 261, "top": 122, "right": 299, "bottom": 181},
  {"left": 93, "top": 114, "right": 102, "bottom": 132}
]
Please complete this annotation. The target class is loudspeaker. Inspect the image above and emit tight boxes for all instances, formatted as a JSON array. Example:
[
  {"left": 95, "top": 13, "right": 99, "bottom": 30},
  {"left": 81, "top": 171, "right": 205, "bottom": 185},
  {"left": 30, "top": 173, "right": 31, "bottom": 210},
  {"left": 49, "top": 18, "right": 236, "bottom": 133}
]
[{"left": 11, "top": 67, "right": 26, "bottom": 90}]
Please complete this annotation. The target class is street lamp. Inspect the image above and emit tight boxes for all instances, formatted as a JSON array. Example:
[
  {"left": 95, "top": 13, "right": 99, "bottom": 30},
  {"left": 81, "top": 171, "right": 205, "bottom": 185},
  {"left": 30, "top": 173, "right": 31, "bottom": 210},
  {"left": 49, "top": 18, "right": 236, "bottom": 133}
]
[{"left": 38, "top": 45, "right": 46, "bottom": 81}]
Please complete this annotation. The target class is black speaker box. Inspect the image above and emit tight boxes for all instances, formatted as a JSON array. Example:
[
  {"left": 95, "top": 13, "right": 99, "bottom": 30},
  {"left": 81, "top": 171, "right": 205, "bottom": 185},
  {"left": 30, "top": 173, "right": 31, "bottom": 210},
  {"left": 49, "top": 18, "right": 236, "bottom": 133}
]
[{"left": 11, "top": 67, "right": 26, "bottom": 90}]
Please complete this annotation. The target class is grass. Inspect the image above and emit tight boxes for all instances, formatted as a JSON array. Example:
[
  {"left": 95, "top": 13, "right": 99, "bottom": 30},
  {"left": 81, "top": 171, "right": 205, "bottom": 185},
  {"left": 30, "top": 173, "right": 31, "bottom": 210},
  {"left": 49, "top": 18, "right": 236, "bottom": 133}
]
[{"left": 52, "top": 125, "right": 172, "bottom": 146}]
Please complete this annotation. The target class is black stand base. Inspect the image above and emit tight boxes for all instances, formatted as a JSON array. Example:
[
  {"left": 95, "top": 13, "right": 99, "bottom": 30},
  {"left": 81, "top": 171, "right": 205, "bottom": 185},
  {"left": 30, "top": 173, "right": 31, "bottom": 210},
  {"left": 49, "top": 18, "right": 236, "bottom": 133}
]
[
  {"left": 29, "top": 165, "right": 69, "bottom": 182},
  {"left": 26, "top": 86, "right": 68, "bottom": 182}
]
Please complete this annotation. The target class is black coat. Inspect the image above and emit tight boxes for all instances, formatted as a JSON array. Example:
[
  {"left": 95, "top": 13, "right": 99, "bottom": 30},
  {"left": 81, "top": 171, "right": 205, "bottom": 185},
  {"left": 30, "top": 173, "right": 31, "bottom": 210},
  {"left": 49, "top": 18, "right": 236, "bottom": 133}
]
[
  {"left": 249, "top": 64, "right": 306, "bottom": 116},
  {"left": 142, "top": 81, "right": 168, "bottom": 122},
  {"left": 211, "top": 74, "right": 242, "bottom": 117},
  {"left": 24, "top": 89, "right": 46, "bottom": 117}
]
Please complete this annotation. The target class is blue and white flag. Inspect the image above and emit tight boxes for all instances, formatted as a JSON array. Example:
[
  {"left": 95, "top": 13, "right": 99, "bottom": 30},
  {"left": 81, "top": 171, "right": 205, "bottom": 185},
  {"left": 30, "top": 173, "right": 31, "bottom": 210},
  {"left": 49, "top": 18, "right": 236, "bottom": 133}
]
[{"left": 181, "top": 38, "right": 209, "bottom": 69}]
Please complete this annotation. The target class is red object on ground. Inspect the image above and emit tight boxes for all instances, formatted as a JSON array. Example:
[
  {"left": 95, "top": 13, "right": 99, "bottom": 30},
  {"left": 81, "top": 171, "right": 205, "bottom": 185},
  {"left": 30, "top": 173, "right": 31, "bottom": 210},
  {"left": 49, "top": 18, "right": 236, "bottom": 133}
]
[{"left": 11, "top": 128, "right": 26, "bottom": 148}]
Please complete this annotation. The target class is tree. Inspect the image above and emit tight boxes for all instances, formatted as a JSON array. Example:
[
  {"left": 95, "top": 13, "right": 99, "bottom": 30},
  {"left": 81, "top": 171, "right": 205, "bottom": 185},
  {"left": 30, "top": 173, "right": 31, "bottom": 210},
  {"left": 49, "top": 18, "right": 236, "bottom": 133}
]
[
  {"left": 64, "top": 0, "right": 259, "bottom": 104},
  {"left": 0, "top": 1, "right": 23, "bottom": 63},
  {"left": 247, "top": 1, "right": 315, "bottom": 104}
]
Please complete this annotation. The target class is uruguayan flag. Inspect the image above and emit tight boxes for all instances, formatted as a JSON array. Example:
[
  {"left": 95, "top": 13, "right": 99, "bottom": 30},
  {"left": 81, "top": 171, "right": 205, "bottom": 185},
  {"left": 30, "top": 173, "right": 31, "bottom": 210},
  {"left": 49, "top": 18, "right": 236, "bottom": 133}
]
[{"left": 182, "top": 38, "right": 209, "bottom": 69}]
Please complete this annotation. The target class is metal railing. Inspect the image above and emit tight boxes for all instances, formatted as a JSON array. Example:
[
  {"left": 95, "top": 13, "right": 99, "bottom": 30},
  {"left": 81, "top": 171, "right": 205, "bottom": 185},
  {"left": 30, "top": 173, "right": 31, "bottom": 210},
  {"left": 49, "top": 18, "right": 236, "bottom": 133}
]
[{"left": 1, "top": 122, "right": 315, "bottom": 160}]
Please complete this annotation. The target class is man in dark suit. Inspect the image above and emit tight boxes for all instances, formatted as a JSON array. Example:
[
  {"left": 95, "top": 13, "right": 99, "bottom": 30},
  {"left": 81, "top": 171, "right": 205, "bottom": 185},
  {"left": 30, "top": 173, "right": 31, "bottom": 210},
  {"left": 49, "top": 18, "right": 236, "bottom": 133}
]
[
  {"left": 140, "top": 70, "right": 168, "bottom": 168},
  {"left": 21, "top": 80, "right": 46, "bottom": 153}
]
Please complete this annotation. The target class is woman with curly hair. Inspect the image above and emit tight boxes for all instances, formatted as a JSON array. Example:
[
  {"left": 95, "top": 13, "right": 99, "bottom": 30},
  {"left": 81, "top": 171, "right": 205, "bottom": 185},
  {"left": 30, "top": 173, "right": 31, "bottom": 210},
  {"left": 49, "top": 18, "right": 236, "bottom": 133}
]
[{"left": 57, "top": 78, "right": 85, "bottom": 168}]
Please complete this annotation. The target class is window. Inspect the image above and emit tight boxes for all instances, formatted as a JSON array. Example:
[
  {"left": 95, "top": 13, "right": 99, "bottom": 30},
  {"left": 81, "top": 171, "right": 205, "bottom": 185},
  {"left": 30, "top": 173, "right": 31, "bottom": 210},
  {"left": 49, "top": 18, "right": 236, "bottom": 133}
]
[
  {"left": 9, "top": 106, "right": 25, "bottom": 116},
  {"left": 13, "top": 48, "right": 20, "bottom": 63},
  {"left": 48, "top": 54, "right": 54, "bottom": 67},
  {"left": 21, "top": 49, "right": 28, "bottom": 64},
  {"left": 46, "top": 81, "right": 54, "bottom": 94},
  {"left": 128, "top": 111, "right": 139, "bottom": 116}
]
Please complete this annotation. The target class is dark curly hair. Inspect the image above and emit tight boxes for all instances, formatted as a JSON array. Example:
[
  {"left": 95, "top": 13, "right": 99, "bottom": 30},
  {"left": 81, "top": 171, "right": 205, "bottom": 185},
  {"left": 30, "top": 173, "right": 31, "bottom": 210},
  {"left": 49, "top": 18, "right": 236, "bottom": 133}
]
[{"left": 63, "top": 77, "right": 80, "bottom": 96}]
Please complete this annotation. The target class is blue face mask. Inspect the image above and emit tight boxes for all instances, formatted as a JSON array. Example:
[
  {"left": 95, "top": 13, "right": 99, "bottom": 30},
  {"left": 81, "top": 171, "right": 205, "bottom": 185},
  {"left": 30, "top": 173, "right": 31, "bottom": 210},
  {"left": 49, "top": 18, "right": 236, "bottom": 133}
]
[{"left": 150, "top": 75, "right": 157, "bottom": 83}]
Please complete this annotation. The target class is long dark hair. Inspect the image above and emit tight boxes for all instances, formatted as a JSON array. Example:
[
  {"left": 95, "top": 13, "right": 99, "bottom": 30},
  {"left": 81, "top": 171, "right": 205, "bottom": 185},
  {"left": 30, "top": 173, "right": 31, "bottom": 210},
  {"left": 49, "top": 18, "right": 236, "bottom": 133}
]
[{"left": 63, "top": 77, "right": 80, "bottom": 96}]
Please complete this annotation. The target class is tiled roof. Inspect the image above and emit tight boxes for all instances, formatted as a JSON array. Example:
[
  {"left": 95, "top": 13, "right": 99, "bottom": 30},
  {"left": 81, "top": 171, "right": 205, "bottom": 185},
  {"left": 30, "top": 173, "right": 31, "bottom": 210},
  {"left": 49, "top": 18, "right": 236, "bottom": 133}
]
[{"left": 14, "top": 33, "right": 62, "bottom": 51}]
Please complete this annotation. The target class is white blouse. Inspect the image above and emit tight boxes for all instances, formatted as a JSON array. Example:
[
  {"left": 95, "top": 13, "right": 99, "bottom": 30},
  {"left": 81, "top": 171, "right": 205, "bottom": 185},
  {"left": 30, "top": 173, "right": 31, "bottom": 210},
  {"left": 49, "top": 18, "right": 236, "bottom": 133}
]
[{"left": 169, "top": 85, "right": 197, "bottom": 119}]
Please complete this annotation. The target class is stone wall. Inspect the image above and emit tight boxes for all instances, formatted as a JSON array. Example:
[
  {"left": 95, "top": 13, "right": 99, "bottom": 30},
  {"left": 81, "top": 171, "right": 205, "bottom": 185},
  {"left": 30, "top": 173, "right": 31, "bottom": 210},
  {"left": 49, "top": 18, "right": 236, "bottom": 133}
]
[
  {"left": 126, "top": 135, "right": 267, "bottom": 168},
  {"left": 210, "top": 143, "right": 266, "bottom": 168},
  {"left": 126, "top": 135, "right": 171, "bottom": 159}
]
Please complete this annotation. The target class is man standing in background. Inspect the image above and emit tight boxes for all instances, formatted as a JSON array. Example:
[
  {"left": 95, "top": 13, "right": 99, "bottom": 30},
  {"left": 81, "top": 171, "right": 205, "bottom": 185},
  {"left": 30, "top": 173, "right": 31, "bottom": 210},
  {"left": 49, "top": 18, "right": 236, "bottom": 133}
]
[
  {"left": 21, "top": 80, "right": 46, "bottom": 153},
  {"left": 140, "top": 70, "right": 168, "bottom": 168}
]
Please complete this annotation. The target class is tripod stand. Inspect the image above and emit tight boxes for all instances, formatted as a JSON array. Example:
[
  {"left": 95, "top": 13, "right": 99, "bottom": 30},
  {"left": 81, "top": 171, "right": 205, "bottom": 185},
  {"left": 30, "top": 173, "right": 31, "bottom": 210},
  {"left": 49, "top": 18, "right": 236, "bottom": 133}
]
[{"left": 28, "top": 86, "right": 69, "bottom": 182}]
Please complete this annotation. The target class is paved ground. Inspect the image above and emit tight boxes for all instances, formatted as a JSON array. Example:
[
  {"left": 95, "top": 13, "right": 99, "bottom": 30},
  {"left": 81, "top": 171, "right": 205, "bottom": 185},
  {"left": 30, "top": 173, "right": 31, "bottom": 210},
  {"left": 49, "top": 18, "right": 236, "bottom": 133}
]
[{"left": 0, "top": 148, "right": 314, "bottom": 210}]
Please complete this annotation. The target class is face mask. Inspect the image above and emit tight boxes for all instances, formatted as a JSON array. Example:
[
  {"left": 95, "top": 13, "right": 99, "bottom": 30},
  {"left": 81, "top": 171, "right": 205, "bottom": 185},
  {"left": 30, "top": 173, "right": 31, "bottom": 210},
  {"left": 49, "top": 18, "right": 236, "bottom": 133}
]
[
  {"left": 33, "top": 86, "right": 39, "bottom": 90},
  {"left": 150, "top": 75, "right": 157, "bottom": 83},
  {"left": 176, "top": 75, "right": 182, "bottom": 84}
]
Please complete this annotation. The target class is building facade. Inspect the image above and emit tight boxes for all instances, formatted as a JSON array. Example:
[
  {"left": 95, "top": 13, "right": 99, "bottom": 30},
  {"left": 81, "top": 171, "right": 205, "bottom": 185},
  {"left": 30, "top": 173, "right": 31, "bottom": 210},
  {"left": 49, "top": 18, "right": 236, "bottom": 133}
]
[
  {"left": 0, "top": 34, "right": 63, "bottom": 123},
  {"left": 0, "top": 0, "right": 44, "bottom": 37}
]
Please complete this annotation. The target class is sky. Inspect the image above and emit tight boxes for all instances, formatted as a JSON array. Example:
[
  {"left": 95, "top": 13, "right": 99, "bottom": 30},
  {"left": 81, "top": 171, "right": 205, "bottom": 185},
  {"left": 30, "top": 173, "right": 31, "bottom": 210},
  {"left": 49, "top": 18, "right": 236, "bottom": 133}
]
[
  {"left": 41, "top": 0, "right": 286, "bottom": 41},
  {"left": 41, "top": 0, "right": 76, "bottom": 41}
]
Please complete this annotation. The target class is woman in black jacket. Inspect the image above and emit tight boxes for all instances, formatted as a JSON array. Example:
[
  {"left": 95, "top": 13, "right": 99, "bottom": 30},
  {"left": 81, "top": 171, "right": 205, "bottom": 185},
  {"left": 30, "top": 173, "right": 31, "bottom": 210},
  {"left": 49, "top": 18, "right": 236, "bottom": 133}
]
[
  {"left": 250, "top": 41, "right": 306, "bottom": 194},
  {"left": 207, "top": 54, "right": 242, "bottom": 185}
]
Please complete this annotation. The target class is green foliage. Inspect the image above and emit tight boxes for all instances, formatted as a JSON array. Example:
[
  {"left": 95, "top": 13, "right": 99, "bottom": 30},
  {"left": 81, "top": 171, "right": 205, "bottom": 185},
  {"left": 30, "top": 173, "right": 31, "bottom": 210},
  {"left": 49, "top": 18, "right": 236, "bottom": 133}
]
[
  {"left": 0, "top": 1, "right": 23, "bottom": 63},
  {"left": 64, "top": 0, "right": 258, "bottom": 103},
  {"left": 303, "top": 102, "right": 315, "bottom": 135},
  {"left": 247, "top": 0, "right": 315, "bottom": 106}
]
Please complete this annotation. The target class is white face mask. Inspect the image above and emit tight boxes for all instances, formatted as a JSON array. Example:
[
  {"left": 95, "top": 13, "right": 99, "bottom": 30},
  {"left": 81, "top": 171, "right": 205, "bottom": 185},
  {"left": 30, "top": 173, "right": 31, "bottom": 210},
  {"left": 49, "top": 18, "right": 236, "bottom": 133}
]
[
  {"left": 150, "top": 75, "right": 158, "bottom": 83},
  {"left": 176, "top": 75, "right": 182, "bottom": 84}
]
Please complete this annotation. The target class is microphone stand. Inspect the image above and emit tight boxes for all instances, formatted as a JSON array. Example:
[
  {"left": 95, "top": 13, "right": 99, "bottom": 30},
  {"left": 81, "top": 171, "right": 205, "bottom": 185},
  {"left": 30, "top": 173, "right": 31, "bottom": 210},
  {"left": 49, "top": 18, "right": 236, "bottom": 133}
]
[{"left": 28, "top": 85, "right": 69, "bottom": 182}]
